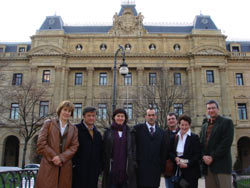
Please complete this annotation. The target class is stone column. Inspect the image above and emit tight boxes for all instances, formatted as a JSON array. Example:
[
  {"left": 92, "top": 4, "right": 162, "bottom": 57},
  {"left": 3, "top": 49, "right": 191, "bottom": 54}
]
[
  {"left": 0, "top": 143, "right": 3, "bottom": 165},
  {"left": 54, "top": 66, "right": 63, "bottom": 105},
  {"left": 219, "top": 66, "right": 231, "bottom": 116},
  {"left": 194, "top": 65, "right": 203, "bottom": 125},
  {"left": 136, "top": 67, "right": 144, "bottom": 101},
  {"left": 86, "top": 67, "right": 94, "bottom": 106},
  {"left": 30, "top": 65, "right": 38, "bottom": 84},
  {"left": 62, "top": 67, "right": 69, "bottom": 100}
]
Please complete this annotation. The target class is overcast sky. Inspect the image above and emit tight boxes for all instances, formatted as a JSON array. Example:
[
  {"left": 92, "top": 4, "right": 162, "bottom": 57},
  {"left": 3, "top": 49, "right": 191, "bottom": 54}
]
[{"left": 1, "top": 0, "right": 250, "bottom": 42}]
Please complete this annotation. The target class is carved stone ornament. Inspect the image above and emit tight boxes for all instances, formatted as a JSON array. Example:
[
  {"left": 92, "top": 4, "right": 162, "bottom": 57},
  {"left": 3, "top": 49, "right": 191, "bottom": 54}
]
[
  {"left": 196, "top": 48, "right": 224, "bottom": 55},
  {"left": 110, "top": 9, "right": 146, "bottom": 35},
  {"left": 31, "top": 46, "right": 64, "bottom": 56}
]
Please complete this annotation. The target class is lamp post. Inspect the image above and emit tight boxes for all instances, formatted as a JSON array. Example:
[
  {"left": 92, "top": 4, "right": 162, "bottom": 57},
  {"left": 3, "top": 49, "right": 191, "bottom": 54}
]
[{"left": 112, "top": 45, "right": 129, "bottom": 113}]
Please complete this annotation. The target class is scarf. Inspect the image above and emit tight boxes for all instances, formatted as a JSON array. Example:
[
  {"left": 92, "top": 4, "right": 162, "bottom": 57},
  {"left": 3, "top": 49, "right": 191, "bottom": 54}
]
[{"left": 111, "top": 122, "right": 127, "bottom": 184}]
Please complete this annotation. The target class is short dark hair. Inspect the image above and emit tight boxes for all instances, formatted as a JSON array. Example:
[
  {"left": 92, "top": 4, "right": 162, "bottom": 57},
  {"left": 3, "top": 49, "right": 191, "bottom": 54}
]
[
  {"left": 82, "top": 106, "right": 96, "bottom": 116},
  {"left": 112, "top": 108, "right": 128, "bottom": 124},
  {"left": 206, "top": 100, "right": 219, "bottom": 109},
  {"left": 167, "top": 112, "right": 178, "bottom": 119},
  {"left": 178, "top": 114, "right": 192, "bottom": 125}
]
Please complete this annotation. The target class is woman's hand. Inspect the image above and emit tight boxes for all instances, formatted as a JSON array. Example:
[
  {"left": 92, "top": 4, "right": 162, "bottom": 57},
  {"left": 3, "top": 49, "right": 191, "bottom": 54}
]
[
  {"left": 52, "top": 156, "right": 62, "bottom": 166},
  {"left": 175, "top": 157, "right": 181, "bottom": 165},
  {"left": 179, "top": 163, "right": 188, "bottom": 168}
]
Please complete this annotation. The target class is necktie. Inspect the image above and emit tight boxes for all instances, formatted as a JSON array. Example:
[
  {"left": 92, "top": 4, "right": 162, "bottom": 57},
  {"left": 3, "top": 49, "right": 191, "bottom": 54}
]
[{"left": 150, "top": 127, "right": 154, "bottom": 135}]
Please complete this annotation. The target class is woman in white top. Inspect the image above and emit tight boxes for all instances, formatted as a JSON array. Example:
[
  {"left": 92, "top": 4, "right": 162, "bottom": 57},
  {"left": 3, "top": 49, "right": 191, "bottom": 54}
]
[{"left": 171, "top": 114, "right": 201, "bottom": 188}]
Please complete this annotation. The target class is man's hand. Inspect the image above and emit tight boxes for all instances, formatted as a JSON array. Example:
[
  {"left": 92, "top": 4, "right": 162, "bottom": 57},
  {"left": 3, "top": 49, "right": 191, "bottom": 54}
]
[{"left": 203, "top": 155, "right": 213, "bottom": 165}]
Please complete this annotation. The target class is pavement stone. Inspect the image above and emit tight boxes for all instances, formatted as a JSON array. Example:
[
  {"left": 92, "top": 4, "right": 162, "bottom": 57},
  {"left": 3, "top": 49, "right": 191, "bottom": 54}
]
[{"left": 160, "top": 177, "right": 205, "bottom": 188}]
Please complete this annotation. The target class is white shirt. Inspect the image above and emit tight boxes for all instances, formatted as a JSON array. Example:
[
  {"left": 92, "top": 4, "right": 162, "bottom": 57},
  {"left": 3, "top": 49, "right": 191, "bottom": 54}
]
[
  {"left": 176, "top": 129, "right": 191, "bottom": 157},
  {"left": 146, "top": 122, "right": 156, "bottom": 133},
  {"left": 59, "top": 120, "right": 68, "bottom": 136}
]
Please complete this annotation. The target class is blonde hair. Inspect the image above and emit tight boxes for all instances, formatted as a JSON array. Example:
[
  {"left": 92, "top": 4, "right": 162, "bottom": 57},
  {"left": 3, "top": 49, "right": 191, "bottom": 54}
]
[{"left": 56, "top": 100, "right": 74, "bottom": 117}]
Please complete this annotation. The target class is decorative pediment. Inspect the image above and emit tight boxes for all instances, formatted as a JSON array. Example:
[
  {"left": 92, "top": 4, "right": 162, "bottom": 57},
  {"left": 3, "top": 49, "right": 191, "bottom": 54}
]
[
  {"left": 191, "top": 45, "right": 227, "bottom": 56},
  {"left": 109, "top": 10, "right": 146, "bottom": 35},
  {"left": 28, "top": 45, "right": 65, "bottom": 56}
]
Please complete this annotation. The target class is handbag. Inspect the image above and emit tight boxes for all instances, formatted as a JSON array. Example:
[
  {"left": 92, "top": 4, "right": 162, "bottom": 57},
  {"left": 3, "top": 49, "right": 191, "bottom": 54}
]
[
  {"left": 164, "top": 159, "right": 174, "bottom": 176},
  {"left": 171, "top": 167, "right": 189, "bottom": 188}
]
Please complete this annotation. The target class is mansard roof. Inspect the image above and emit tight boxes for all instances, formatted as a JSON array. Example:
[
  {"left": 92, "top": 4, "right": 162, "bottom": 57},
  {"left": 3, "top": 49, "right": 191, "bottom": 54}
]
[
  {"left": 118, "top": 4, "right": 138, "bottom": 16},
  {"left": 226, "top": 41, "right": 250, "bottom": 52}
]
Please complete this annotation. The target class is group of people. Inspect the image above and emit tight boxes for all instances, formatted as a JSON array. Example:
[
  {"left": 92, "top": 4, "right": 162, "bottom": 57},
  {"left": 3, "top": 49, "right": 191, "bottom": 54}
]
[{"left": 35, "top": 99, "right": 234, "bottom": 188}]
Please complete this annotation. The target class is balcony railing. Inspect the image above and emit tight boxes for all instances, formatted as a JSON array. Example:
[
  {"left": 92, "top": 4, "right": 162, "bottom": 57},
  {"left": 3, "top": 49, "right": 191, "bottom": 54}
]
[{"left": 0, "top": 169, "right": 38, "bottom": 188}]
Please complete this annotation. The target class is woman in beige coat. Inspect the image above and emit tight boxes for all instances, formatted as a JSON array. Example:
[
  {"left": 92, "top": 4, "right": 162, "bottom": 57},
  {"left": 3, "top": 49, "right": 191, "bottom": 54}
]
[{"left": 36, "top": 100, "right": 79, "bottom": 188}]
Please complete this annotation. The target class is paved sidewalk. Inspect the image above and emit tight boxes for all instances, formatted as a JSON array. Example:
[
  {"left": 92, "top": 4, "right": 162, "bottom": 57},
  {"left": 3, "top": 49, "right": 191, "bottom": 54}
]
[{"left": 160, "top": 177, "right": 205, "bottom": 188}]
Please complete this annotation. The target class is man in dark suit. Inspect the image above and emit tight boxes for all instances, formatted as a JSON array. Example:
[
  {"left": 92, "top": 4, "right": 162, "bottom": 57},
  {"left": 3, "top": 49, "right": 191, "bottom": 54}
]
[
  {"left": 200, "top": 100, "right": 234, "bottom": 188},
  {"left": 72, "top": 107, "right": 103, "bottom": 188},
  {"left": 134, "top": 109, "right": 166, "bottom": 188}
]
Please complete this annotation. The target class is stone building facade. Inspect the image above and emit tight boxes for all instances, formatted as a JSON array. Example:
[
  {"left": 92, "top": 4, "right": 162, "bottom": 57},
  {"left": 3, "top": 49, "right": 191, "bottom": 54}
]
[{"left": 0, "top": 2, "right": 249, "bottom": 169}]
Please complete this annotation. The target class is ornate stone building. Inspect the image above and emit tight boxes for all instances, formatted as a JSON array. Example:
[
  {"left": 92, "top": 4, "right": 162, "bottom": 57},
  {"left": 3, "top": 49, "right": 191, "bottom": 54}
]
[{"left": 0, "top": 2, "right": 249, "bottom": 169}]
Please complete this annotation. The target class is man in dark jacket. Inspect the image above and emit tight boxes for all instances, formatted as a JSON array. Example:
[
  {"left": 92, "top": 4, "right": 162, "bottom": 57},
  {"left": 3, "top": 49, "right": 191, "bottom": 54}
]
[
  {"left": 72, "top": 107, "right": 103, "bottom": 188},
  {"left": 134, "top": 109, "right": 166, "bottom": 188},
  {"left": 200, "top": 100, "right": 234, "bottom": 188},
  {"left": 164, "top": 112, "right": 179, "bottom": 188}
]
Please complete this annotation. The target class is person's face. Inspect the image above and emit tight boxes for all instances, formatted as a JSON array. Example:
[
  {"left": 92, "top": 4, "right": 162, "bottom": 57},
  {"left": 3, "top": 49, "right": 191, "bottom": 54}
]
[
  {"left": 59, "top": 107, "right": 71, "bottom": 122},
  {"left": 83, "top": 111, "right": 96, "bottom": 126},
  {"left": 114, "top": 113, "right": 126, "bottom": 125},
  {"left": 206, "top": 103, "right": 219, "bottom": 119},
  {"left": 167, "top": 115, "right": 177, "bottom": 129},
  {"left": 179, "top": 120, "right": 190, "bottom": 135},
  {"left": 145, "top": 109, "right": 157, "bottom": 126}
]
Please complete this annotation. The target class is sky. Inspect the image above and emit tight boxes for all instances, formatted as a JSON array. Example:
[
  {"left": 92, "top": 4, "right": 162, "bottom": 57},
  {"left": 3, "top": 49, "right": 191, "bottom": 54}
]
[{"left": 1, "top": 0, "right": 250, "bottom": 42}]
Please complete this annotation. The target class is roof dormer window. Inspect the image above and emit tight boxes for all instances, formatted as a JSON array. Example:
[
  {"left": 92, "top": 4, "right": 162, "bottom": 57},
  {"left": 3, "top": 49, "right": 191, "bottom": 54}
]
[
  {"left": 18, "top": 47, "right": 26, "bottom": 52},
  {"left": 232, "top": 46, "right": 240, "bottom": 52},
  {"left": 0, "top": 48, "right": 4, "bottom": 53}
]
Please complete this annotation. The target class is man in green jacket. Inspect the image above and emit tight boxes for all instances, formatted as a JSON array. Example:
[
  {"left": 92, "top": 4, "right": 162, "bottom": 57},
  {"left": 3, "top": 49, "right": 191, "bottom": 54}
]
[{"left": 200, "top": 100, "right": 234, "bottom": 188}]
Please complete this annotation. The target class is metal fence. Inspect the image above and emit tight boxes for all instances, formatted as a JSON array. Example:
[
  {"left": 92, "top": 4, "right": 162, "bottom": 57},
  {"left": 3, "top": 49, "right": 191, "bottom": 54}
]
[{"left": 0, "top": 169, "right": 38, "bottom": 188}]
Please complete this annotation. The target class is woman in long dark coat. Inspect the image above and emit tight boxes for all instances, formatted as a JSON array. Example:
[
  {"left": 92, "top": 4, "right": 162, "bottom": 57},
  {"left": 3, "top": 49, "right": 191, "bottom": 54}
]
[
  {"left": 102, "top": 108, "right": 137, "bottom": 188},
  {"left": 170, "top": 114, "right": 201, "bottom": 188}
]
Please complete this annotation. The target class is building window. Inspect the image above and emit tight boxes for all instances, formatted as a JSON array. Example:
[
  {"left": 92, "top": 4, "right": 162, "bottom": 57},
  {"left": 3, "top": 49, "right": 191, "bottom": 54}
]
[
  {"left": 10, "top": 103, "right": 19, "bottom": 120},
  {"left": 12, "top": 73, "right": 23, "bottom": 86},
  {"left": 100, "top": 44, "right": 107, "bottom": 51},
  {"left": 73, "top": 103, "right": 82, "bottom": 119},
  {"left": 125, "top": 44, "right": 132, "bottom": 51},
  {"left": 98, "top": 103, "right": 107, "bottom": 120},
  {"left": 18, "top": 47, "right": 25, "bottom": 52},
  {"left": 75, "top": 73, "right": 83, "bottom": 85},
  {"left": 99, "top": 73, "right": 107, "bottom": 85},
  {"left": 42, "top": 70, "right": 50, "bottom": 83},
  {"left": 174, "top": 73, "right": 181, "bottom": 85},
  {"left": 149, "top": 73, "right": 157, "bottom": 85},
  {"left": 124, "top": 103, "right": 133, "bottom": 120},
  {"left": 0, "top": 48, "right": 4, "bottom": 52},
  {"left": 232, "top": 46, "right": 240, "bottom": 52},
  {"left": 238, "top": 103, "right": 247, "bottom": 120},
  {"left": 39, "top": 101, "right": 49, "bottom": 117},
  {"left": 124, "top": 73, "right": 132, "bottom": 85},
  {"left": 173, "top": 44, "right": 181, "bottom": 51},
  {"left": 174, "top": 103, "right": 183, "bottom": 116},
  {"left": 149, "top": 44, "right": 156, "bottom": 50},
  {"left": 76, "top": 44, "right": 83, "bottom": 51},
  {"left": 236, "top": 73, "right": 244, "bottom": 86},
  {"left": 206, "top": 70, "right": 214, "bottom": 83}
]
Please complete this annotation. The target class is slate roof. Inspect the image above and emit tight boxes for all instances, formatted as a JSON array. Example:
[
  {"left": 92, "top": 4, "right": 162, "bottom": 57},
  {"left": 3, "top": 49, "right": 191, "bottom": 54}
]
[
  {"left": 63, "top": 26, "right": 112, "bottom": 33},
  {"left": 0, "top": 42, "right": 31, "bottom": 53},
  {"left": 118, "top": 4, "right": 138, "bottom": 16}
]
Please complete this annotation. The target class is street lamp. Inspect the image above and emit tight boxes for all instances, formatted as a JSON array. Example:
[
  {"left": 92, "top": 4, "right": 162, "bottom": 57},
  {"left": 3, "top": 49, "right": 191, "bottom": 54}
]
[{"left": 112, "top": 45, "right": 129, "bottom": 113}]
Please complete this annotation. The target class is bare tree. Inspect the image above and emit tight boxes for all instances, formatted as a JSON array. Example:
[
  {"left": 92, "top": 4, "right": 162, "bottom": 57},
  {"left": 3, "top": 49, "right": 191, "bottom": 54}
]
[
  {"left": 134, "top": 69, "right": 191, "bottom": 129},
  {"left": 0, "top": 81, "right": 55, "bottom": 168}
]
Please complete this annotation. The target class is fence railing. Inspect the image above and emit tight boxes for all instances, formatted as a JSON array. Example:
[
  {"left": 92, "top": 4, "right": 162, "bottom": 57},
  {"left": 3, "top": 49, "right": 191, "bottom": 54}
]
[{"left": 0, "top": 169, "right": 38, "bottom": 188}]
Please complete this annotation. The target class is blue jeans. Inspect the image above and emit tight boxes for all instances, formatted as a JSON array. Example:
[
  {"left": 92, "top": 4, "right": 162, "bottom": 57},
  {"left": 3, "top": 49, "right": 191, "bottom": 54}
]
[
  {"left": 111, "top": 183, "right": 127, "bottom": 188},
  {"left": 165, "top": 177, "right": 174, "bottom": 188}
]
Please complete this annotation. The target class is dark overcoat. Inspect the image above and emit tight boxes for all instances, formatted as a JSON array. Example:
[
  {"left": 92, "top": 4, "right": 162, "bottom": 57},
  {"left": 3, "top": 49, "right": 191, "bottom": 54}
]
[
  {"left": 200, "top": 115, "right": 234, "bottom": 175},
  {"left": 72, "top": 120, "right": 103, "bottom": 188},
  {"left": 134, "top": 123, "right": 166, "bottom": 187},
  {"left": 102, "top": 125, "right": 137, "bottom": 188},
  {"left": 170, "top": 132, "right": 201, "bottom": 187}
]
